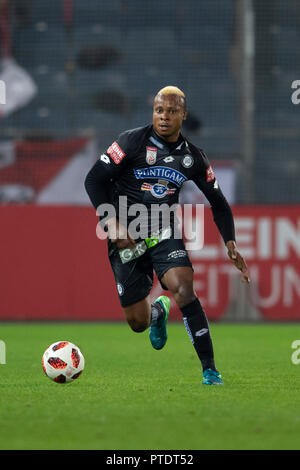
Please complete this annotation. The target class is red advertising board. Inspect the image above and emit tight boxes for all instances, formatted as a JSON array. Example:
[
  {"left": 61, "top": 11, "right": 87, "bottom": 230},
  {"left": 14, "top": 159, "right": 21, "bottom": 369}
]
[
  {"left": 185, "top": 205, "right": 300, "bottom": 321},
  {"left": 0, "top": 206, "right": 299, "bottom": 321}
]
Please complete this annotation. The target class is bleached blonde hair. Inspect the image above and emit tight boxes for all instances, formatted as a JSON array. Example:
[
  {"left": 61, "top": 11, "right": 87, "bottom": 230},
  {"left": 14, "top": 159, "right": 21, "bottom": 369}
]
[
  {"left": 156, "top": 86, "right": 185, "bottom": 98},
  {"left": 155, "top": 86, "right": 186, "bottom": 108}
]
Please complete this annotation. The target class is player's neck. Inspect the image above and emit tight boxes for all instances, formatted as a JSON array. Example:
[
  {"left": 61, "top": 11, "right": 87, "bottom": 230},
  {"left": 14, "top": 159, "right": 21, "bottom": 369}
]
[{"left": 152, "top": 128, "right": 183, "bottom": 149}]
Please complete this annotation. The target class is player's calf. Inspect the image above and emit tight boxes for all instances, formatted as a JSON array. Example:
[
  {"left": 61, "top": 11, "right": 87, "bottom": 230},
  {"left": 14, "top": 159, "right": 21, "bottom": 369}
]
[
  {"left": 123, "top": 298, "right": 151, "bottom": 333},
  {"left": 161, "top": 266, "right": 195, "bottom": 308},
  {"left": 181, "top": 298, "right": 217, "bottom": 373},
  {"left": 128, "top": 318, "right": 148, "bottom": 333}
]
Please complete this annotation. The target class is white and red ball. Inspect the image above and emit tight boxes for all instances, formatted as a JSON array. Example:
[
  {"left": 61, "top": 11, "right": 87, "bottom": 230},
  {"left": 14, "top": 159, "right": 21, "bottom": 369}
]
[{"left": 42, "top": 341, "right": 84, "bottom": 383}]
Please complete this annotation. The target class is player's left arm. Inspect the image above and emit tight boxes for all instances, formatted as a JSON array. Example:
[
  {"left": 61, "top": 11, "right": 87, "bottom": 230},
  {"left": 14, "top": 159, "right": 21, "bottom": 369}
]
[{"left": 192, "top": 150, "right": 250, "bottom": 283}]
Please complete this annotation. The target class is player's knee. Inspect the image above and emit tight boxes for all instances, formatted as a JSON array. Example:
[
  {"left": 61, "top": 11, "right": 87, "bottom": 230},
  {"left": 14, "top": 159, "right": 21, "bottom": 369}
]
[
  {"left": 128, "top": 317, "right": 148, "bottom": 333},
  {"left": 171, "top": 282, "right": 195, "bottom": 307}
]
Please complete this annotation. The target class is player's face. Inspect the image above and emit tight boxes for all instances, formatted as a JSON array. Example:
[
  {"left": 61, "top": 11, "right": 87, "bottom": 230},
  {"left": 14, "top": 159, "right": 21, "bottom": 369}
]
[{"left": 153, "top": 94, "right": 187, "bottom": 142}]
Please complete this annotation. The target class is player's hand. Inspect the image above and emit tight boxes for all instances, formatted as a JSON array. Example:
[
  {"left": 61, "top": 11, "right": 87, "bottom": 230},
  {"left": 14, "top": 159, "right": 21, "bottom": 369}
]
[
  {"left": 105, "top": 217, "right": 136, "bottom": 250},
  {"left": 226, "top": 240, "right": 250, "bottom": 283}
]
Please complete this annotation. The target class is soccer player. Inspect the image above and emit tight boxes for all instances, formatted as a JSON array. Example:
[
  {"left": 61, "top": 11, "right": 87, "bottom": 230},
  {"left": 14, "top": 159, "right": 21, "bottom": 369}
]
[{"left": 85, "top": 86, "right": 250, "bottom": 385}]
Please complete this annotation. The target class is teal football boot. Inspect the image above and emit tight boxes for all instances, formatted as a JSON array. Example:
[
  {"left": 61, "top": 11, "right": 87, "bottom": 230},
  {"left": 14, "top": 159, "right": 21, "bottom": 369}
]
[
  {"left": 149, "top": 296, "right": 171, "bottom": 350},
  {"left": 202, "top": 369, "right": 223, "bottom": 385}
]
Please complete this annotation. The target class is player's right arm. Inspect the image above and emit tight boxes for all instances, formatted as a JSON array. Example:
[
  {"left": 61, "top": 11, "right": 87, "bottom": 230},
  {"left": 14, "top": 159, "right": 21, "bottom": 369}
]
[
  {"left": 84, "top": 133, "right": 128, "bottom": 209},
  {"left": 84, "top": 131, "right": 136, "bottom": 248}
]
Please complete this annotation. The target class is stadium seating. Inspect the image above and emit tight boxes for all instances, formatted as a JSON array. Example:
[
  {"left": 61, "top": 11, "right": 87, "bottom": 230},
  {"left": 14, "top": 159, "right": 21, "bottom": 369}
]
[
  {"left": 0, "top": 0, "right": 298, "bottom": 202},
  {"left": 9, "top": 1, "right": 236, "bottom": 138}
]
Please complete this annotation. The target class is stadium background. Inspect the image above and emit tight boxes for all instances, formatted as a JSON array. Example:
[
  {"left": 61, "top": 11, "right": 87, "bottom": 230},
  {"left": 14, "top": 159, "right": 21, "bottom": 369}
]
[{"left": 0, "top": 0, "right": 299, "bottom": 322}]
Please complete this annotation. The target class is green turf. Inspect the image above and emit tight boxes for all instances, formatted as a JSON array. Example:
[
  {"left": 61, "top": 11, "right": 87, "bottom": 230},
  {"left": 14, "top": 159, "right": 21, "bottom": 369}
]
[{"left": 0, "top": 322, "right": 300, "bottom": 450}]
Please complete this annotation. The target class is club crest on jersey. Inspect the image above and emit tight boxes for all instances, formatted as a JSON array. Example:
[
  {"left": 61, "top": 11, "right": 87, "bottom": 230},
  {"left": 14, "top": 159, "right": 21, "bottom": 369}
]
[
  {"left": 141, "top": 181, "right": 176, "bottom": 199},
  {"left": 146, "top": 146, "right": 157, "bottom": 165},
  {"left": 181, "top": 155, "right": 194, "bottom": 168}
]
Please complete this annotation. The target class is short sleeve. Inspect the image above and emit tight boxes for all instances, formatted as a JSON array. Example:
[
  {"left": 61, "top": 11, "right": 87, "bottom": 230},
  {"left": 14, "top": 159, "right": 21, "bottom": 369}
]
[
  {"left": 104, "top": 129, "right": 140, "bottom": 170},
  {"left": 187, "top": 143, "right": 217, "bottom": 194}
]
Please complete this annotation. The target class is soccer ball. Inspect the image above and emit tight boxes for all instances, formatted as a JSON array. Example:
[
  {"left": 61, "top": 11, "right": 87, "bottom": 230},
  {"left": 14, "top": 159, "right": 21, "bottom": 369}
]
[{"left": 42, "top": 341, "right": 85, "bottom": 383}]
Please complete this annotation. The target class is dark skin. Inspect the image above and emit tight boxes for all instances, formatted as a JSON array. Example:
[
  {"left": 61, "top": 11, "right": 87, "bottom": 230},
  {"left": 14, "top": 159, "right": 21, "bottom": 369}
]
[
  {"left": 152, "top": 93, "right": 187, "bottom": 142},
  {"left": 105, "top": 93, "right": 250, "bottom": 331}
]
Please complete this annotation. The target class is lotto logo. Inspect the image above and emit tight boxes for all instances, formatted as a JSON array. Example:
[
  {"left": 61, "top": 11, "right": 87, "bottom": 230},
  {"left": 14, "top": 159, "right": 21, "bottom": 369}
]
[
  {"left": 100, "top": 154, "right": 110, "bottom": 164},
  {"left": 107, "top": 142, "right": 126, "bottom": 164}
]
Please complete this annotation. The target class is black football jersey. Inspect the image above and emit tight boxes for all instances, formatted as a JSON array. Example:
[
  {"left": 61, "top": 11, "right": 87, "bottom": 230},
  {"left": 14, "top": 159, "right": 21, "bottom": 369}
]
[
  {"left": 102, "top": 124, "right": 214, "bottom": 205},
  {"left": 85, "top": 124, "right": 235, "bottom": 243}
]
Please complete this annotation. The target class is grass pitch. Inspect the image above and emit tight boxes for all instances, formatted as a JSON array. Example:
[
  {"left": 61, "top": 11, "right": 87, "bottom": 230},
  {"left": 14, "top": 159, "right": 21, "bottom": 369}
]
[{"left": 0, "top": 322, "right": 300, "bottom": 450}]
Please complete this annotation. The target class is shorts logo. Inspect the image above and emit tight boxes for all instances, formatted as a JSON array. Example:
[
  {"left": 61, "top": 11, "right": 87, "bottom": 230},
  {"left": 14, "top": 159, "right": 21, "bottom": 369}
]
[
  {"left": 146, "top": 146, "right": 157, "bottom": 165},
  {"left": 141, "top": 181, "right": 176, "bottom": 198},
  {"left": 119, "top": 242, "right": 148, "bottom": 264},
  {"left": 167, "top": 250, "right": 187, "bottom": 259},
  {"left": 206, "top": 165, "right": 215, "bottom": 182},
  {"left": 117, "top": 283, "right": 124, "bottom": 296},
  {"left": 107, "top": 142, "right": 126, "bottom": 165},
  {"left": 181, "top": 155, "right": 194, "bottom": 168}
]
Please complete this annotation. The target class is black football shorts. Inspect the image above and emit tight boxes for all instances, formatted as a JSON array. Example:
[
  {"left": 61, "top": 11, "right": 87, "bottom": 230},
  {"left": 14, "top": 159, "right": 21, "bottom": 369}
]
[{"left": 107, "top": 237, "right": 193, "bottom": 308}]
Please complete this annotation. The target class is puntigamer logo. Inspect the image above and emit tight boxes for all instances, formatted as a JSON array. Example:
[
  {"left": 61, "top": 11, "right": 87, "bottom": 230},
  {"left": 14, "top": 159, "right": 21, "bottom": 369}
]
[
  {"left": 0, "top": 80, "right": 6, "bottom": 105},
  {"left": 134, "top": 166, "right": 187, "bottom": 187}
]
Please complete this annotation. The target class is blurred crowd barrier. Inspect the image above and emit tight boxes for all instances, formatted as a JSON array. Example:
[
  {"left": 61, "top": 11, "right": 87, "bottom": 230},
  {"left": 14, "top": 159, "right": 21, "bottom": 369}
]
[{"left": 0, "top": 205, "right": 299, "bottom": 321}]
